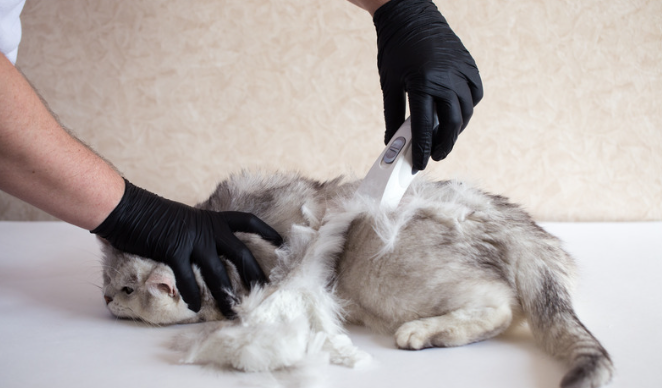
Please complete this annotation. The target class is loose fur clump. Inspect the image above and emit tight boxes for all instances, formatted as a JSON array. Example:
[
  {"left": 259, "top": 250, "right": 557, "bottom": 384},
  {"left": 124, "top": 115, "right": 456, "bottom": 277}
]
[{"left": 100, "top": 171, "right": 614, "bottom": 388}]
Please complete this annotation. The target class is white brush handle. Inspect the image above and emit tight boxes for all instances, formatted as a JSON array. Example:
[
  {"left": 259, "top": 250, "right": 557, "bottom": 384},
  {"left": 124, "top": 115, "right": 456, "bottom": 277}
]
[{"left": 356, "top": 117, "right": 416, "bottom": 209}]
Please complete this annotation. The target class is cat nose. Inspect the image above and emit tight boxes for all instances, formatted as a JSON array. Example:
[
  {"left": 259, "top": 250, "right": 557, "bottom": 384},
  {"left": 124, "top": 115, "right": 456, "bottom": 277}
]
[{"left": 104, "top": 295, "right": 113, "bottom": 305}]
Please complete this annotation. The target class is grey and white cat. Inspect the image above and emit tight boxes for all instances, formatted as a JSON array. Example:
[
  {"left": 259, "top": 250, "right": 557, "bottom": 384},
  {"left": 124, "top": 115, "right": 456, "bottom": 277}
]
[{"left": 101, "top": 171, "right": 613, "bottom": 388}]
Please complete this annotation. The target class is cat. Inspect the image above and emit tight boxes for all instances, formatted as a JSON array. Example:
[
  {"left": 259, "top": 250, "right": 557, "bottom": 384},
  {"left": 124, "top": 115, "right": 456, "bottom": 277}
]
[{"left": 100, "top": 171, "right": 614, "bottom": 388}]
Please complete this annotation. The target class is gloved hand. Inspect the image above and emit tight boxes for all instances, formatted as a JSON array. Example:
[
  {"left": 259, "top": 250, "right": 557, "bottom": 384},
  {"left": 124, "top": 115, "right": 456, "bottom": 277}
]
[
  {"left": 374, "top": 0, "right": 483, "bottom": 170},
  {"left": 92, "top": 179, "right": 283, "bottom": 318}
]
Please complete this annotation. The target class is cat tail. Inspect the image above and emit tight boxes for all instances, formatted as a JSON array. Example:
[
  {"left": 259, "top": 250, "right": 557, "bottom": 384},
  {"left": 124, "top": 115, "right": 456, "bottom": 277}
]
[{"left": 516, "top": 248, "right": 614, "bottom": 388}]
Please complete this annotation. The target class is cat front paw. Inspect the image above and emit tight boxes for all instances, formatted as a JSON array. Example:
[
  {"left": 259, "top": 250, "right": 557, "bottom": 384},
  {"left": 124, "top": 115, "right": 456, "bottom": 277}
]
[{"left": 324, "top": 334, "right": 372, "bottom": 368}]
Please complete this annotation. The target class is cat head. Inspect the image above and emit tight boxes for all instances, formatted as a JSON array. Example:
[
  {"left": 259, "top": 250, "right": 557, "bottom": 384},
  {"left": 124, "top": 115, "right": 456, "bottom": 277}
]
[
  {"left": 99, "top": 238, "right": 223, "bottom": 325},
  {"left": 99, "top": 232, "right": 282, "bottom": 325}
]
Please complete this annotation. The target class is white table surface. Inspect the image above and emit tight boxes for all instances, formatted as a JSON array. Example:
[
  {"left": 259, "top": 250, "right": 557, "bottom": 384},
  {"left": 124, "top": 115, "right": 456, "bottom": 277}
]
[{"left": 1, "top": 221, "right": 660, "bottom": 388}]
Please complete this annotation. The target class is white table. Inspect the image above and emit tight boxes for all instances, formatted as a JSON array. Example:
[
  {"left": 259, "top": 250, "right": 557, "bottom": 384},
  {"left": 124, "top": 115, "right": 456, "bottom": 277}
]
[{"left": 1, "top": 221, "right": 660, "bottom": 387}]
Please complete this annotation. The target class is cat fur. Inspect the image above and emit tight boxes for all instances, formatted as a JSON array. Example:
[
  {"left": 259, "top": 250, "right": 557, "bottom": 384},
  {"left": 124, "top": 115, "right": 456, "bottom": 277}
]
[{"left": 100, "top": 171, "right": 613, "bottom": 388}]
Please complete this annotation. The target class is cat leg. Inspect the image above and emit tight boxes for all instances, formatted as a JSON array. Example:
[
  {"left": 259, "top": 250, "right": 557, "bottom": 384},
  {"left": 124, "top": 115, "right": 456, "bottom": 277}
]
[{"left": 394, "top": 303, "right": 513, "bottom": 350}]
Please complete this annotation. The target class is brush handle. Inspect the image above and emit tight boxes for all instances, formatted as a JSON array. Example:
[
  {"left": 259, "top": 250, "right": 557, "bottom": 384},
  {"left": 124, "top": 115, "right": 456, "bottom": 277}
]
[{"left": 356, "top": 117, "right": 416, "bottom": 208}]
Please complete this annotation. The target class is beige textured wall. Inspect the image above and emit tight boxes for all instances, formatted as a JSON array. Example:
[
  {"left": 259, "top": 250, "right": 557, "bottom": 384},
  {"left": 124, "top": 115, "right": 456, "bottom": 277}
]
[{"left": 2, "top": 0, "right": 661, "bottom": 222}]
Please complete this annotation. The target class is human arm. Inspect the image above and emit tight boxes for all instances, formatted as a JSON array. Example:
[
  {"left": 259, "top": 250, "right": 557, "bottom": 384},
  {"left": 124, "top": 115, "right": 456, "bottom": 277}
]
[
  {"left": 346, "top": 0, "right": 389, "bottom": 16},
  {"left": 0, "top": 54, "right": 125, "bottom": 229},
  {"left": 348, "top": 0, "right": 484, "bottom": 170},
  {"left": 0, "top": 55, "right": 282, "bottom": 315}
]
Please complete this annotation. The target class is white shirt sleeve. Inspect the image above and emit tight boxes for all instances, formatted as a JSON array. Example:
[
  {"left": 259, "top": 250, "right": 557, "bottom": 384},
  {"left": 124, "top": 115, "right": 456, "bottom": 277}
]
[{"left": 0, "top": 0, "right": 27, "bottom": 65}]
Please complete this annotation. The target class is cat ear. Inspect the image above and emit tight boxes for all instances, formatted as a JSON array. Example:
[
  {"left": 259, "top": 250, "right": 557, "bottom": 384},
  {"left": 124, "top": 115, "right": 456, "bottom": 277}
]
[{"left": 146, "top": 271, "right": 177, "bottom": 298}]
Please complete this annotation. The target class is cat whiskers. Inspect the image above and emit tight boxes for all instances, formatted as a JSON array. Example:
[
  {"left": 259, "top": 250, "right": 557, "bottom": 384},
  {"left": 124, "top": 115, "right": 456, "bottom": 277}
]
[
  {"left": 97, "top": 263, "right": 122, "bottom": 277},
  {"left": 87, "top": 282, "right": 103, "bottom": 290},
  {"left": 111, "top": 306, "right": 142, "bottom": 325}
]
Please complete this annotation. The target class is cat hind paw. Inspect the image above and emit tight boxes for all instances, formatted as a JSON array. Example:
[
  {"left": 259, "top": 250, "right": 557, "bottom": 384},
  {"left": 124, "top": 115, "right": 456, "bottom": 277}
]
[{"left": 395, "top": 321, "right": 435, "bottom": 350}]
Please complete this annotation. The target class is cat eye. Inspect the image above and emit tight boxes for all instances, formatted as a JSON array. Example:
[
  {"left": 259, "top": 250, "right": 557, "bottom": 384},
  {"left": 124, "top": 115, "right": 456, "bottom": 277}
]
[{"left": 122, "top": 287, "right": 134, "bottom": 295}]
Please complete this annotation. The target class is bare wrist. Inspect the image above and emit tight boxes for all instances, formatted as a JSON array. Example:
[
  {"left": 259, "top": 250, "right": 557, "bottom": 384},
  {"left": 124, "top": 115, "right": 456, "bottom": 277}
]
[{"left": 347, "top": 0, "right": 390, "bottom": 16}]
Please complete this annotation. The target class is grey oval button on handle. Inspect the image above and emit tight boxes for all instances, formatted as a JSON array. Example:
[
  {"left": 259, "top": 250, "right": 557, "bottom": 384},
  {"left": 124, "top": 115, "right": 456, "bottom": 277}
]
[{"left": 382, "top": 136, "right": 406, "bottom": 164}]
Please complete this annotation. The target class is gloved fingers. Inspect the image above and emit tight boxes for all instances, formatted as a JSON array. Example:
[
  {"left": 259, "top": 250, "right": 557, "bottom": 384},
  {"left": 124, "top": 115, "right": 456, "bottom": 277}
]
[
  {"left": 167, "top": 256, "right": 203, "bottom": 313},
  {"left": 222, "top": 211, "right": 283, "bottom": 246},
  {"left": 382, "top": 86, "right": 407, "bottom": 144},
  {"left": 466, "top": 68, "right": 484, "bottom": 106},
  {"left": 431, "top": 95, "right": 462, "bottom": 161},
  {"left": 451, "top": 76, "right": 475, "bottom": 133},
  {"left": 192, "top": 246, "right": 237, "bottom": 319},
  {"left": 407, "top": 91, "right": 436, "bottom": 171},
  {"left": 216, "top": 231, "right": 268, "bottom": 289}
]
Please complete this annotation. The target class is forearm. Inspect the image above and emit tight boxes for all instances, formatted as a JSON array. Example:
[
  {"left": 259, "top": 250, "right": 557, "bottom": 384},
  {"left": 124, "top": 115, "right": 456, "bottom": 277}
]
[
  {"left": 346, "top": 0, "right": 390, "bottom": 16},
  {"left": 0, "top": 55, "right": 125, "bottom": 230}
]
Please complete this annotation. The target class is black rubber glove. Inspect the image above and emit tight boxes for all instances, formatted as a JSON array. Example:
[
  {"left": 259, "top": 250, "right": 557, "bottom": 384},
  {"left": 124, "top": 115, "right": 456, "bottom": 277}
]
[
  {"left": 374, "top": 0, "right": 483, "bottom": 170},
  {"left": 91, "top": 179, "right": 283, "bottom": 318}
]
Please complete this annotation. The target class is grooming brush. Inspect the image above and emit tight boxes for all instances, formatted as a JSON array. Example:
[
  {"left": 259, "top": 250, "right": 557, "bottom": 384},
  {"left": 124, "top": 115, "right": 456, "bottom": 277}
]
[{"left": 355, "top": 117, "right": 418, "bottom": 208}]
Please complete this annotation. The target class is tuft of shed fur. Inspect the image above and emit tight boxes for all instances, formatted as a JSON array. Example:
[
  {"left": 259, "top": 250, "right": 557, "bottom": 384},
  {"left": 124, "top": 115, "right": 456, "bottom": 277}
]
[{"left": 178, "top": 203, "right": 371, "bottom": 372}]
